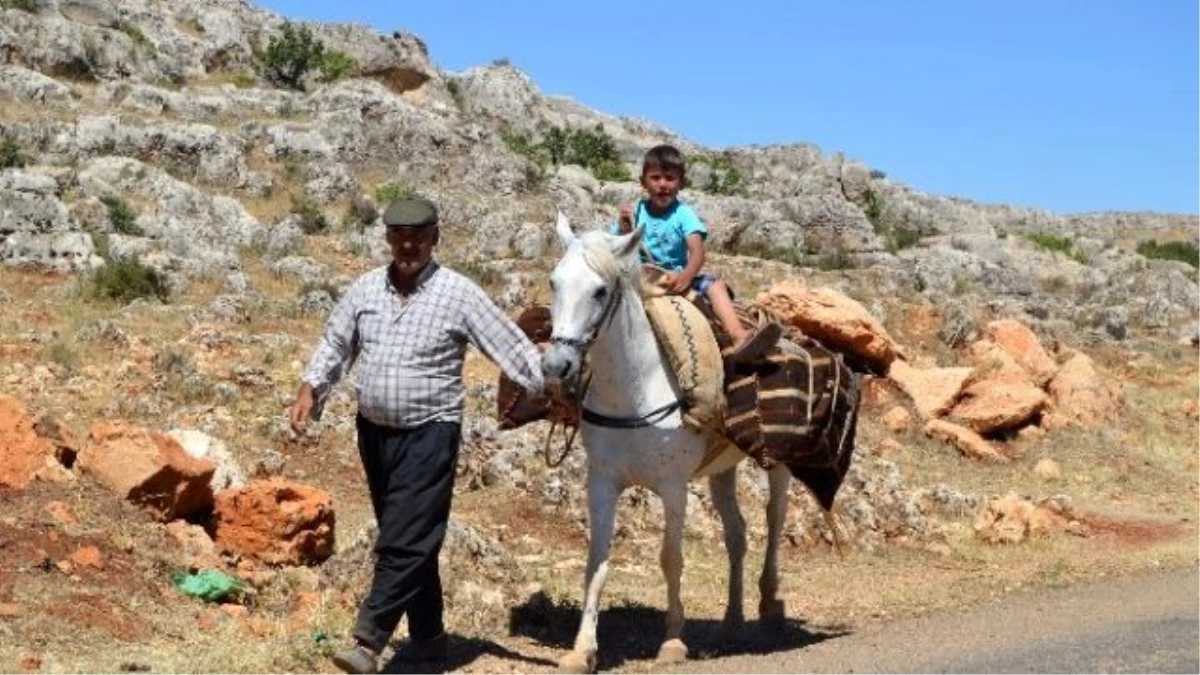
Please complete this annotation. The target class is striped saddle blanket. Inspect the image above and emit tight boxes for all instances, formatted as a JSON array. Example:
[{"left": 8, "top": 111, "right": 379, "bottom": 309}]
[{"left": 497, "top": 299, "right": 861, "bottom": 510}]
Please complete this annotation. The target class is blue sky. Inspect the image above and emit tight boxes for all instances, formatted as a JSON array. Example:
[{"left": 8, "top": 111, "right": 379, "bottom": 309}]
[{"left": 258, "top": 1, "right": 1198, "bottom": 215}]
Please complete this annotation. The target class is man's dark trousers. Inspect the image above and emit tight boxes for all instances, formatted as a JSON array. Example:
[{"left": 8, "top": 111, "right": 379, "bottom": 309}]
[{"left": 352, "top": 414, "right": 461, "bottom": 652}]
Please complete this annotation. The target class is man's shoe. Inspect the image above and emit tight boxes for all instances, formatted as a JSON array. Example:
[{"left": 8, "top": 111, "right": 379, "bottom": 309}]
[
  {"left": 332, "top": 644, "right": 379, "bottom": 674},
  {"left": 394, "top": 632, "right": 449, "bottom": 662}
]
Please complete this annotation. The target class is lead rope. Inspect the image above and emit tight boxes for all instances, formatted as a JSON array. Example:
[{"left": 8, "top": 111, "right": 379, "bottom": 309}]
[{"left": 543, "top": 369, "right": 591, "bottom": 468}]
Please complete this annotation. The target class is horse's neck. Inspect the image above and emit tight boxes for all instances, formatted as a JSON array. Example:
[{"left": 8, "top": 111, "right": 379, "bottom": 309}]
[{"left": 585, "top": 286, "right": 677, "bottom": 413}]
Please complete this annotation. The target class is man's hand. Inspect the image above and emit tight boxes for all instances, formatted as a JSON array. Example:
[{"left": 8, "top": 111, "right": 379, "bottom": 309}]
[
  {"left": 617, "top": 204, "right": 634, "bottom": 233},
  {"left": 289, "top": 383, "right": 315, "bottom": 435}
]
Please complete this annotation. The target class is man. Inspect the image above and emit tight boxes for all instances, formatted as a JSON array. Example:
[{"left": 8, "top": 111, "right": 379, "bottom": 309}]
[{"left": 289, "top": 196, "right": 544, "bottom": 674}]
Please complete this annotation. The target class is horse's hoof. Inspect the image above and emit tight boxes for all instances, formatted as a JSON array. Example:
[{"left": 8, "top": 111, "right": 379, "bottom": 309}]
[
  {"left": 558, "top": 650, "right": 596, "bottom": 674},
  {"left": 719, "top": 613, "right": 745, "bottom": 642},
  {"left": 758, "top": 598, "right": 787, "bottom": 630},
  {"left": 656, "top": 639, "right": 688, "bottom": 664}
]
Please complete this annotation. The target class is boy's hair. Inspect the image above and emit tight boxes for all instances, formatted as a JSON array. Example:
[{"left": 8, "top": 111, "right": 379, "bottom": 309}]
[{"left": 642, "top": 144, "right": 686, "bottom": 179}]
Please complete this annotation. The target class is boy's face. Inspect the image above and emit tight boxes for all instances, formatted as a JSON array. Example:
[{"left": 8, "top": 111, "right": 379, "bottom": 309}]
[{"left": 641, "top": 167, "right": 683, "bottom": 211}]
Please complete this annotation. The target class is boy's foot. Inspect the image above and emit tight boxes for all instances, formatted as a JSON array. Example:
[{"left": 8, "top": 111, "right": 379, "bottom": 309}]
[
  {"left": 394, "top": 632, "right": 449, "bottom": 662},
  {"left": 332, "top": 644, "right": 380, "bottom": 674},
  {"left": 730, "top": 321, "right": 783, "bottom": 364}
]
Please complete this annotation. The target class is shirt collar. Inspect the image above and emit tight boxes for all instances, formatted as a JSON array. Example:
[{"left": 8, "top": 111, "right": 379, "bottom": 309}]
[{"left": 386, "top": 260, "right": 440, "bottom": 296}]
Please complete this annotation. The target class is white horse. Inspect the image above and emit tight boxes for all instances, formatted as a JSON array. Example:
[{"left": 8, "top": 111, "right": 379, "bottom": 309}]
[{"left": 540, "top": 213, "right": 792, "bottom": 673}]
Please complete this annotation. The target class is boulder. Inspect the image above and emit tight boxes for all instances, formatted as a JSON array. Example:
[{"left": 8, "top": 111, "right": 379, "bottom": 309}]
[
  {"left": 212, "top": 478, "right": 334, "bottom": 565},
  {"left": 78, "top": 421, "right": 215, "bottom": 520},
  {"left": 757, "top": 280, "right": 905, "bottom": 372},
  {"left": 1046, "top": 349, "right": 1119, "bottom": 427},
  {"left": 922, "top": 419, "right": 1009, "bottom": 463},
  {"left": 887, "top": 360, "right": 973, "bottom": 419},
  {"left": 0, "top": 396, "right": 56, "bottom": 490}
]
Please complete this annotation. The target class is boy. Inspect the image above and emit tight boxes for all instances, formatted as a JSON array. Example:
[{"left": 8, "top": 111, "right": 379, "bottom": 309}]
[{"left": 616, "top": 144, "right": 781, "bottom": 364}]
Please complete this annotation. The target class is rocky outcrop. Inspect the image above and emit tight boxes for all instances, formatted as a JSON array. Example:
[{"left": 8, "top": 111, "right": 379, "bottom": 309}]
[{"left": 212, "top": 478, "right": 334, "bottom": 565}]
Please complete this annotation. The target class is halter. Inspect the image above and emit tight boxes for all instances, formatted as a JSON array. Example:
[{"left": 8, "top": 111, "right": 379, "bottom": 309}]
[{"left": 547, "top": 271, "right": 682, "bottom": 431}]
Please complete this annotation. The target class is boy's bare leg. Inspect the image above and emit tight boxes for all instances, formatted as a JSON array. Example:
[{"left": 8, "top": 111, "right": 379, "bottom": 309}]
[{"left": 705, "top": 280, "right": 749, "bottom": 344}]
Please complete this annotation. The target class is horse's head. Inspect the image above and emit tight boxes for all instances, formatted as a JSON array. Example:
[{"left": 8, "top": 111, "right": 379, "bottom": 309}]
[{"left": 541, "top": 211, "right": 643, "bottom": 393}]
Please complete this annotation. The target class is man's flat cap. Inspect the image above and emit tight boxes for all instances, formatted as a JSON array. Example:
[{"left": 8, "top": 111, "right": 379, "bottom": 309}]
[{"left": 382, "top": 196, "right": 439, "bottom": 228}]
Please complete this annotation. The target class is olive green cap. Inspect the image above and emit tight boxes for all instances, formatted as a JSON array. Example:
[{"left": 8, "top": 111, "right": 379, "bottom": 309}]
[{"left": 382, "top": 196, "right": 439, "bottom": 228}]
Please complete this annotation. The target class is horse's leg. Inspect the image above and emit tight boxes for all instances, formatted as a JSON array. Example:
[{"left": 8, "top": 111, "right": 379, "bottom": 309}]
[
  {"left": 655, "top": 480, "right": 689, "bottom": 664},
  {"left": 758, "top": 465, "right": 790, "bottom": 628},
  {"left": 560, "top": 476, "right": 619, "bottom": 675},
  {"left": 708, "top": 466, "right": 746, "bottom": 637}
]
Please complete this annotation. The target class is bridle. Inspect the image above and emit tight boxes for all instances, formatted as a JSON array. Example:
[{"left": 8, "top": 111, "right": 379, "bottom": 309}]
[{"left": 547, "top": 274, "right": 683, "bottom": 431}]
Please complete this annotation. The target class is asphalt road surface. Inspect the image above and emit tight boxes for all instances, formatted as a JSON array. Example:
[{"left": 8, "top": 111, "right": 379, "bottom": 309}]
[{"left": 674, "top": 566, "right": 1199, "bottom": 674}]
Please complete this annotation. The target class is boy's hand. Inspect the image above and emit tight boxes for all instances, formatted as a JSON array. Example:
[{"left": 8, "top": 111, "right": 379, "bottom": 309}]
[
  {"left": 617, "top": 204, "right": 634, "bottom": 233},
  {"left": 663, "top": 272, "right": 693, "bottom": 295}
]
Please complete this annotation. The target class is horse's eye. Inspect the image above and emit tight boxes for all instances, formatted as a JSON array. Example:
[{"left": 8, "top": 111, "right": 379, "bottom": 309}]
[{"left": 592, "top": 287, "right": 607, "bottom": 301}]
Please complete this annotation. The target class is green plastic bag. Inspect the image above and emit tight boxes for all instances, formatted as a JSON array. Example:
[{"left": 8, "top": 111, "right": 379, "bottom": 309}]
[{"left": 172, "top": 569, "right": 243, "bottom": 602}]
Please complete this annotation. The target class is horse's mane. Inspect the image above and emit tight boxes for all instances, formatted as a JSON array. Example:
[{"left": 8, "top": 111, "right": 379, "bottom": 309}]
[{"left": 575, "top": 229, "right": 642, "bottom": 291}]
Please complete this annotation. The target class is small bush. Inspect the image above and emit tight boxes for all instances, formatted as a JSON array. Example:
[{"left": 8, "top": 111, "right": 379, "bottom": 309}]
[
  {"left": 0, "top": 136, "right": 30, "bottom": 169},
  {"left": 45, "top": 340, "right": 79, "bottom": 371},
  {"left": 1025, "top": 232, "right": 1087, "bottom": 264},
  {"left": 503, "top": 124, "right": 628, "bottom": 182},
  {"left": 693, "top": 154, "right": 743, "bottom": 195},
  {"left": 347, "top": 194, "right": 377, "bottom": 227},
  {"left": 815, "top": 249, "right": 857, "bottom": 271},
  {"left": 1137, "top": 239, "right": 1198, "bottom": 269},
  {"left": 100, "top": 195, "right": 142, "bottom": 235},
  {"left": 230, "top": 72, "right": 258, "bottom": 88},
  {"left": 445, "top": 78, "right": 464, "bottom": 108},
  {"left": 863, "top": 188, "right": 923, "bottom": 252},
  {"left": 868, "top": 168, "right": 887, "bottom": 180},
  {"left": 91, "top": 258, "right": 170, "bottom": 303},
  {"left": 116, "top": 21, "right": 148, "bottom": 48},
  {"left": 0, "top": 0, "right": 39, "bottom": 12},
  {"left": 492, "top": 57, "right": 511, "bottom": 67},
  {"left": 374, "top": 181, "right": 412, "bottom": 206},
  {"left": 291, "top": 197, "right": 329, "bottom": 235},
  {"left": 264, "top": 21, "right": 325, "bottom": 90},
  {"left": 317, "top": 50, "right": 357, "bottom": 83}
]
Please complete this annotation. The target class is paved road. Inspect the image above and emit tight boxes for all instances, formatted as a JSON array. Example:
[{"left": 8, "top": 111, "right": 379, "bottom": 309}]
[{"left": 674, "top": 566, "right": 1199, "bottom": 674}]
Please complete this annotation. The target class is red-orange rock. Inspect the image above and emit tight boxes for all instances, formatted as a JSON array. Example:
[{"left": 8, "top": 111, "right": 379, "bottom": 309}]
[
  {"left": 982, "top": 319, "right": 1058, "bottom": 386},
  {"left": 949, "top": 377, "right": 1048, "bottom": 435},
  {"left": 77, "top": 421, "right": 216, "bottom": 520},
  {"left": 0, "top": 395, "right": 56, "bottom": 490},
  {"left": 213, "top": 478, "right": 335, "bottom": 565},
  {"left": 1046, "top": 350, "right": 1119, "bottom": 427},
  {"left": 756, "top": 281, "right": 905, "bottom": 372}
]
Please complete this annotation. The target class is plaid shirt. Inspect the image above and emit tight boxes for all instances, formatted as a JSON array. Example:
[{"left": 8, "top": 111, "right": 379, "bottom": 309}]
[{"left": 302, "top": 262, "right": 543, "bottom": 428}]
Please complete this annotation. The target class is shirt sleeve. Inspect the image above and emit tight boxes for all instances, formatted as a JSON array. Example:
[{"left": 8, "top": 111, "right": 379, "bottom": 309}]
[
  {"left": 300, "top": 285, "right": 360, "bottom": 420},
  {"left": 460, "top": 282, "right": 545, "bottom": 396},
  {"left": 677, "top": 204, "right": 709, "bottom": 240}
]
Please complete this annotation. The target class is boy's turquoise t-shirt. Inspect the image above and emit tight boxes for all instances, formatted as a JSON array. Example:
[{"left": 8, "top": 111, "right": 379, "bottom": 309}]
[{"left": 610, "top": 199, "right": 708, "bottom": 271}]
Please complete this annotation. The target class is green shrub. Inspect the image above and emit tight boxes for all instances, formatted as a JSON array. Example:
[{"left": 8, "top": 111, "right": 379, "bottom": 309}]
[
  {"left": 100, "top": 195, "right": 142, "bottom": 235},
  {"left": 291, "top": 197, "right": 329, "bottom": 234},
  {"left": 502, "top": 124, "right": 628, "bottom": 182},
  {"left": 91, "top": 258, "right": 170, "bottom": 303},
  {"left": 492, "top": 57, "right": 511, "bottom": 67},
  {"left": 1024, "top": 232, "right": 1087, "bottom": 264},
  {"left": 868, "top": 168, "right": 887, "bottom": 180},
  {"left": 445, "top": 78, "right": 464, "bottom": 108},
  {"left": 116, "top": 21, "right": 148, "bottom": 48},
  {"left": 264, "top": 21, "right": 325, "bottom": 90},
  {"left": 863, "top": 188, "right": 923, "bottom": 253},
  {"left": 692, "top": 154, "right": 743, "bottom": 195},
  {"left": 374, "top": 181, "right": 412, "bottom": 206},
  {"left": 317, "top": 50, "right": 357, "bottom": 83},
  {"left": 1137, "top": 239, "right": 1198, "bottom": 269},
  {"left": 45, "top": 340, "right": 79, "bottom": 371},
  {"left": 0, "top": 0, "right": 39, "bottom": 12},
  {"left": 0, "top": 136, "right": 30, "bottom": 169}
]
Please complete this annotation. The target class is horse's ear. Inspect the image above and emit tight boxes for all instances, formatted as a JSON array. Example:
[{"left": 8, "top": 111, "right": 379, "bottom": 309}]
[
  {"left": 612, "top": 224, "right": 643, "bottom": 260},
  {"left": 554, "top": 210, "right": 576, "bottom": 249}
]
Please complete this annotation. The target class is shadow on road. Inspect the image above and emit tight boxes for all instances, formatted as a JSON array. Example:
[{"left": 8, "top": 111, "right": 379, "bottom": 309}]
[
  {"left": 380, "top": 634, "right": 557, "bottom": 674},
  {"left": 508, "top": 589, "right": 850, "bottom": 672}
]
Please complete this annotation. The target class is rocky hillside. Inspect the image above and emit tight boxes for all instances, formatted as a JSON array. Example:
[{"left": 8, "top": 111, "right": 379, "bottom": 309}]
[{"left": 0, "top": 1, "right": 1197, "bottom": 672}]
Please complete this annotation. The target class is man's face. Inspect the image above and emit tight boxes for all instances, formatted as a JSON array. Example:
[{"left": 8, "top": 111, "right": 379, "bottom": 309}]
[
  {"left": 641, "top": 167, "right": 683, "bottom": 210},
  {"left": 386, "top": 225, "right": 438, "bottom": 277}
]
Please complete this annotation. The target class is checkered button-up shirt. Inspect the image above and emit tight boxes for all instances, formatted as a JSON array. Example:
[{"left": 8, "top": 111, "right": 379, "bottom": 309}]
[{"left": 302, "top": 262, "right": 544, "bottom": 429}]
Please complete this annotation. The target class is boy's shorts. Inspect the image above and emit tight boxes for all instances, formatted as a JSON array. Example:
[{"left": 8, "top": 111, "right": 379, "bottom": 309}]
[{"left": 691, "top": 273, "right": 718, "bottom": 295}]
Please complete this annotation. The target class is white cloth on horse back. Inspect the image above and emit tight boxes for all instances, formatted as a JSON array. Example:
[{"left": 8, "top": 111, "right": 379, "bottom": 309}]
[{"left": 302, "top": 262, "right": 544, "bottom": 428}]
